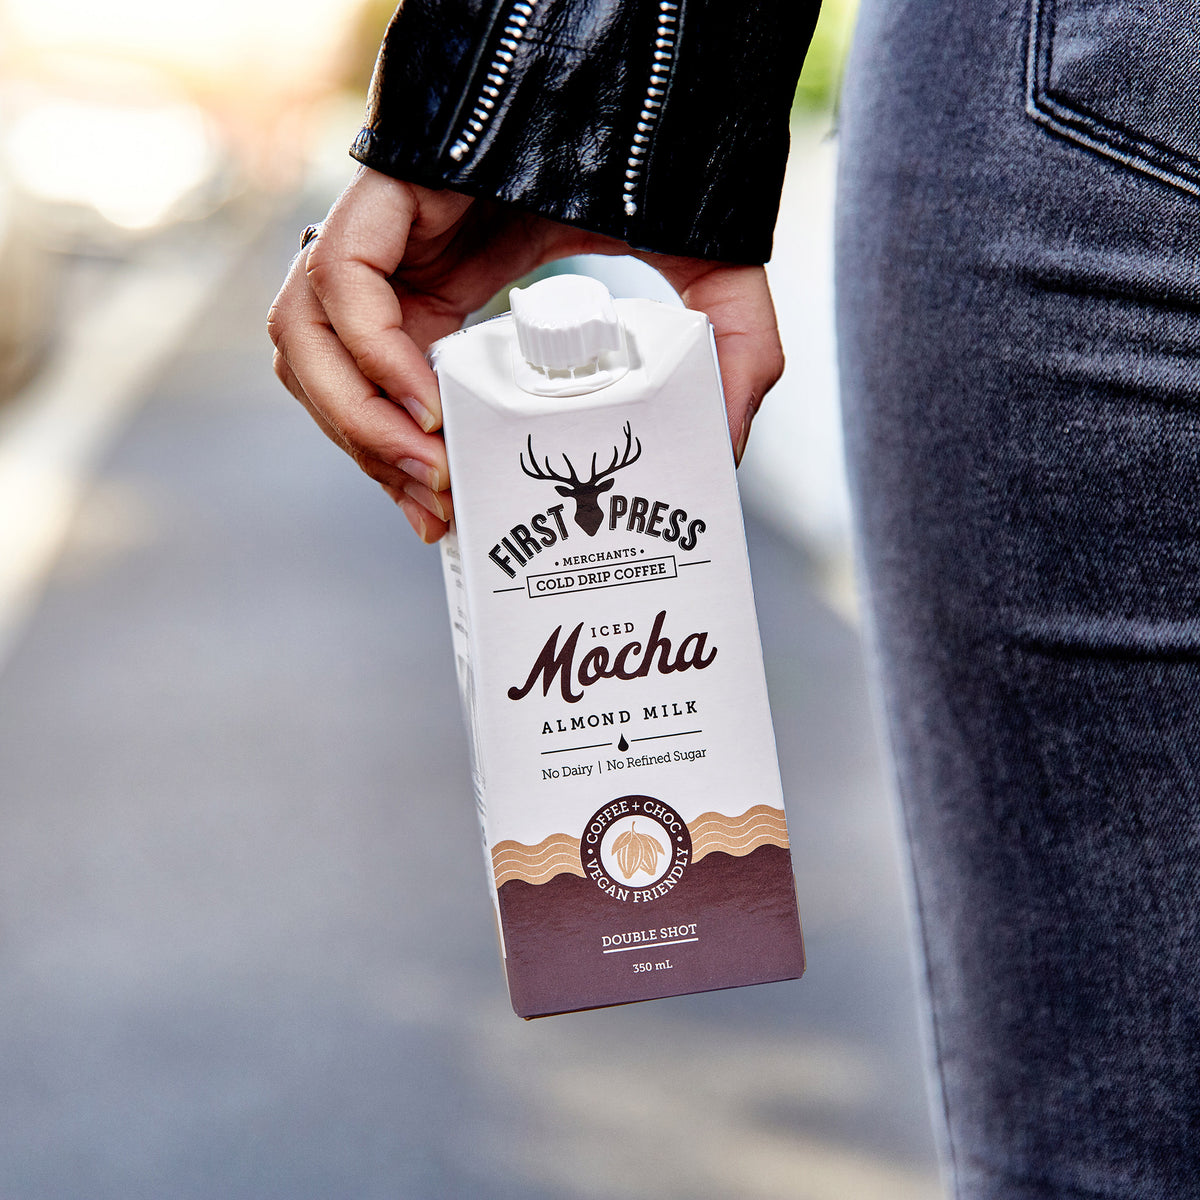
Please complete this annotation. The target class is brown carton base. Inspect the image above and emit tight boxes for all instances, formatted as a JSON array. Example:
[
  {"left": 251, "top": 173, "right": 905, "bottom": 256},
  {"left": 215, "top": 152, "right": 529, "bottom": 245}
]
[{"left": 498, "top": 844, "right": 805, "bottom": 1018}]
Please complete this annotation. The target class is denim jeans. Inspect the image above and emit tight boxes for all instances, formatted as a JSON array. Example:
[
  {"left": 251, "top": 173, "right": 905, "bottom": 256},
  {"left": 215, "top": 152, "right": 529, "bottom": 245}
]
[{"left": 835, "top": 2, "right": 1200, "bottom": 1196}]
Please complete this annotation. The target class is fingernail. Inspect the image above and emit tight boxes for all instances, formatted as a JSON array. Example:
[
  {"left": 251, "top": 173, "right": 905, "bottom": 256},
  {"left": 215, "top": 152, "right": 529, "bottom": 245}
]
[
  {"left": 399, "top": 457, "right": 444, "bottom": 493},
  {"left": 734, "top": 411, "right": 752, "bottom": 465},
  {"left": 403, "top": 480, "right": 450, "bottom": 523},
  {"left": 403, "top": 395, "right": 439, "bottom": 433},
  {"left": 394, "top": 491, "right": 432, "bottom": 543}
]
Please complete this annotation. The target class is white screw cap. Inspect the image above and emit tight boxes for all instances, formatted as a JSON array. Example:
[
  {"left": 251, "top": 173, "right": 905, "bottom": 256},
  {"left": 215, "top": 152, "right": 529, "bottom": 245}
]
[{"left": 510, "top": 274, "right": 623, "bottom": 372}]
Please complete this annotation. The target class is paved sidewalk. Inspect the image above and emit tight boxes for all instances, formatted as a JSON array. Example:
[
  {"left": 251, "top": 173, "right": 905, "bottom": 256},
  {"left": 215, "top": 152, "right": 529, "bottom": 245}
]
[{"left": 0, "top": 212, "right": 940, "bottom": 1199}]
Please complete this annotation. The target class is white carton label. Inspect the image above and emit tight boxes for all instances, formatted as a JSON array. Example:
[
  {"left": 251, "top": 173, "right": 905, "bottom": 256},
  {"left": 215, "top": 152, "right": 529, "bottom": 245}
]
[{"left": 434, "top": 294, "right": 804, "bottom": 1016}]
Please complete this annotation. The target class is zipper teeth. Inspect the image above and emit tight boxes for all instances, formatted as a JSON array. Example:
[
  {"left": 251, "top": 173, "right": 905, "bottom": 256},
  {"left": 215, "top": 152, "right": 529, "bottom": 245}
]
[
  {"left": 449, "top": 0, "right": 538, "bottom": 162},
  {"left": 623, "top": 0, "right": 678, "bottom": 216}
]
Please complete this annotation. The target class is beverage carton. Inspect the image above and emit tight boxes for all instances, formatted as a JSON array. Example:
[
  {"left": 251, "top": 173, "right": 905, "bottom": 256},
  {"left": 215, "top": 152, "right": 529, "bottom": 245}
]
[{"left": 433, "top": 274, "right": 804, "bottom": 1017}]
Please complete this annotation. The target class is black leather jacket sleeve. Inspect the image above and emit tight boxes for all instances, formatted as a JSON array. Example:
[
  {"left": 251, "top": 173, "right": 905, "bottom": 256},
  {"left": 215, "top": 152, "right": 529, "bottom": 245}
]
[{"left": 350, "top": 0, "right": 820, "bottom": 264}]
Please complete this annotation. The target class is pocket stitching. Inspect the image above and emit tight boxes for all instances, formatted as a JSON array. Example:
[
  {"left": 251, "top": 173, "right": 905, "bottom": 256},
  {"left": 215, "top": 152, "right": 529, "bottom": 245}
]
[{"left": 1025, "top": 0, "right": 1200, "bottom": 198}]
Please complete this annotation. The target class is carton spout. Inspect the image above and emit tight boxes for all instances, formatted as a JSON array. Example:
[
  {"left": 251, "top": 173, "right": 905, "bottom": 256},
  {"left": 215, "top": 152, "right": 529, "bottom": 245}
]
[{"left": 510, "top": 274, "right": 630, "bottom": 396}]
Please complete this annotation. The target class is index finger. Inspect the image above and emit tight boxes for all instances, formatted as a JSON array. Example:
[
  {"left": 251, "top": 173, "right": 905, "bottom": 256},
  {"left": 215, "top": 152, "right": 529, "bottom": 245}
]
[{"left": 304, "top": 169, "right": 445, "bottom": 431}]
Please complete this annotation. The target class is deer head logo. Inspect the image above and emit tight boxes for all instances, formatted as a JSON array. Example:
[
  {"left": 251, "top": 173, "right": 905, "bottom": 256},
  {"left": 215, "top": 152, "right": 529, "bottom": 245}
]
[{"left": 520, "top": 422, "right": 642, "bottom": 537}]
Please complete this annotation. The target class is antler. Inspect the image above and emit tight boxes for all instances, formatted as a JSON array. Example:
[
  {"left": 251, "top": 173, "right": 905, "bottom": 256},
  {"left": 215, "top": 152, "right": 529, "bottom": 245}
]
[
  {"left": 591, "top": 422, "right": 642, "bottom": 483},
  {"left": 520, "top": 424, "right": 641, "bottom": 489},
  {"left": 520, "top": 435, "right": 582, "bottom": 486}
]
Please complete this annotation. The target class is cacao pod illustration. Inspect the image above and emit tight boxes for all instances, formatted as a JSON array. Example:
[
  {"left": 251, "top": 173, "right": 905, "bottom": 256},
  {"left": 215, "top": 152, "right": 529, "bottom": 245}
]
[{"left": 613, "top": 821, "right": 664, "bottom": 880}]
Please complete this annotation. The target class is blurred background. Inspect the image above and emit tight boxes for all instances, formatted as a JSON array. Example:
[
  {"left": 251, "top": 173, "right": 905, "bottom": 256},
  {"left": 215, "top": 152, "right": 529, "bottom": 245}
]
[{"left": 0, "top": 1, "right": 946, "bottom": 1197}]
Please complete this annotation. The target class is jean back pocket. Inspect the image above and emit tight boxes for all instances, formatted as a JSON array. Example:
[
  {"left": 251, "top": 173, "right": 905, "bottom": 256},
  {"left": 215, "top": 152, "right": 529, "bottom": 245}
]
[{"left": 1027, "top": 0, "right": 1200, "bottom": 196}]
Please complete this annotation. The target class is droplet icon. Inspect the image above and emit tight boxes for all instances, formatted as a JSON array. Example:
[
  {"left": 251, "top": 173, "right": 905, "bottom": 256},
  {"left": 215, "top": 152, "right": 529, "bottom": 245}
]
[{"left": 617, "top": 735, "right": 630, "bottom": 752}]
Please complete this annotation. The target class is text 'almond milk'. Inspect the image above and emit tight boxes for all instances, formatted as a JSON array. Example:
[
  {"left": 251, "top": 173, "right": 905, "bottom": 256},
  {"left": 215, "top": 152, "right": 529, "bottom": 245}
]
[{"left": 432, "top": 274, "right": 804, "bottom": 1018}]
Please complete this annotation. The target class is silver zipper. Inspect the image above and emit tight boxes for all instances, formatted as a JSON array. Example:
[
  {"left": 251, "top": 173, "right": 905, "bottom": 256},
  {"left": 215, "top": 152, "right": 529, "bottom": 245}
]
[
  {"left": 448, "top": 0, "right": 679, "bottom": 220},
  {"left": 449, "top": 0, "right": 538, "bottom": 162},
  {"left": 623, "top": 0, "right": 678, "bottom": 216}
]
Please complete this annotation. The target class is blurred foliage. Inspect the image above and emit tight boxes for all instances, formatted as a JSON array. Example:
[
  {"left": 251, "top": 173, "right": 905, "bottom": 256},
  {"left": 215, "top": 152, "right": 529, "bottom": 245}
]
[
  {"left": 793, "top": 0, "right": 859, "bottom": 115},
  {"left": 341, "top": 0, "right": 402, "bottom": 92}
]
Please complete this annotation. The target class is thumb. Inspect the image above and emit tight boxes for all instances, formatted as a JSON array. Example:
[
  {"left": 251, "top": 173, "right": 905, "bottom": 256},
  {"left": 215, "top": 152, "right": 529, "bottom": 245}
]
[{"left": 657, "top": 263, "right": 785, "bottom": 464}]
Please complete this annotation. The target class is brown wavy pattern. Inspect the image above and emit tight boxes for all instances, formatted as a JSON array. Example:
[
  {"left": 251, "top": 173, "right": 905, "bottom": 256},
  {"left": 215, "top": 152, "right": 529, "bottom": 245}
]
[
  {"left": 492, "top": 832, "right": 584, "bottom": 887},
  {"left": 688, "top": 805, "right": 789, "bottom": 864},
  {"left": 491, "top": 805, "right": 790, "bottom": 884}
]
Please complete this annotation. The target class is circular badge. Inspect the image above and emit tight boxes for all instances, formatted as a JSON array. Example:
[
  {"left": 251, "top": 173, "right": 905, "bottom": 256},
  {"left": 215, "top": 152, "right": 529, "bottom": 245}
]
[{"left": 580, "top": 795, "right": 692, "bottom": 902}]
